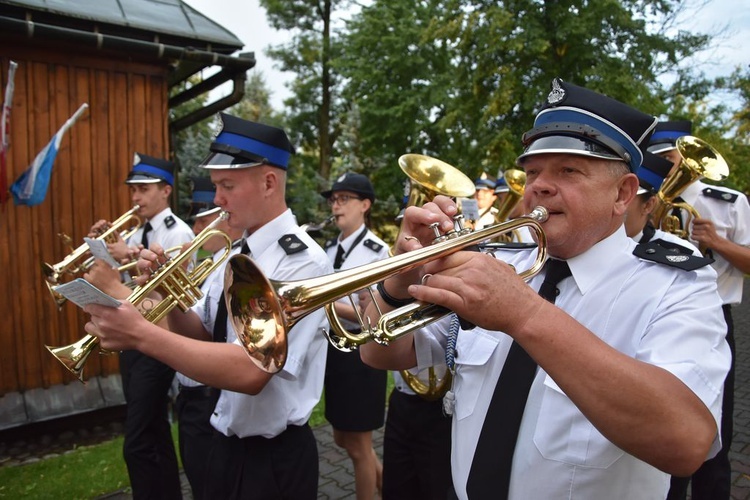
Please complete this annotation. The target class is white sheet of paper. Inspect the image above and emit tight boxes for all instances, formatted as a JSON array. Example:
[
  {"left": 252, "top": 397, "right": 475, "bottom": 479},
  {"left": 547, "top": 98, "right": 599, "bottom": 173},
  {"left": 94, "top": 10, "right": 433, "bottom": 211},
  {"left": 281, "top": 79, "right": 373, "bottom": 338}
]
[
  {"left": 84, "top": 237, "right": 121, "bottom": 268},
  {"left": 53, "top": 278, "right": 122, "bottom": 308}
]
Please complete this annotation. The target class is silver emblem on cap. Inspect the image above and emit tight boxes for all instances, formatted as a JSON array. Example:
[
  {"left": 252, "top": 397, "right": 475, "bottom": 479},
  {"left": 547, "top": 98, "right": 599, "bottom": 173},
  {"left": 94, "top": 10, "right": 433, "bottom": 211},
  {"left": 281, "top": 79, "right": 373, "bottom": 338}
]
[
  {"left": 133, "top": 153, "right": 141, "bottom": 166},
  {"left": 666, "top": 255, "right": 689, "bottom": 263},
  {"left": 547, "top": 78, "right": 566, "bottom": 104},
  {"left": 337, "top": 174, "right": 347, "bottom": 182}
]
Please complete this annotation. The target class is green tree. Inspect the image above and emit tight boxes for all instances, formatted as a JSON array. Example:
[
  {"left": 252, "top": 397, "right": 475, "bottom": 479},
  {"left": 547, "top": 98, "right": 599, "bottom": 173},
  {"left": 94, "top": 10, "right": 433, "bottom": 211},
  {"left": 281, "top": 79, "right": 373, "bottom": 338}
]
[{"left": 261, "top": 0, "right": 353, "bottom": 182}]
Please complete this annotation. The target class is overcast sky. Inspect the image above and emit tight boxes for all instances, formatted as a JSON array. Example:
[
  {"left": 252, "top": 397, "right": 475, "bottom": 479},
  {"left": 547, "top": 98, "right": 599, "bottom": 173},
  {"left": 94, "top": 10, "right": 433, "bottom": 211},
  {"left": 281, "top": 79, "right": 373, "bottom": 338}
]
[{"left": 183, "top": 0, "right": 748, "bottom": 112}]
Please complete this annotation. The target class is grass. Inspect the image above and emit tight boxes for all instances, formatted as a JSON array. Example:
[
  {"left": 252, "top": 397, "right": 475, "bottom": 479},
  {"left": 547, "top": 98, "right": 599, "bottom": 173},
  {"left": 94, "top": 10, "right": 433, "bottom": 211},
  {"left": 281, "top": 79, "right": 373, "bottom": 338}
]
[{"left": 0, "top": 375, "right": 394, "bottom": 499}]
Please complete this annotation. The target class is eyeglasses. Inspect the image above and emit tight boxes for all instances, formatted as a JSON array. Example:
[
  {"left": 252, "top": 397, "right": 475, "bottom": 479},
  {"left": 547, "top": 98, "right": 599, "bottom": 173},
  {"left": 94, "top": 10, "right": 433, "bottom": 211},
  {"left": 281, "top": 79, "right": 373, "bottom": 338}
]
[{"left": 327, "top": 194, "right": 363, "bottom": 206}]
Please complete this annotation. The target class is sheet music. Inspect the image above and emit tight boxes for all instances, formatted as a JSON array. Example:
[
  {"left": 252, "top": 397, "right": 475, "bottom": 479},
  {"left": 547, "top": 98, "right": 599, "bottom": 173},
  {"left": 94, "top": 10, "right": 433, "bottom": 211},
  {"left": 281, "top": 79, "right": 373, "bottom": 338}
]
[
  {"left": 53, "top": 278, "right": 122, "bottom": 308},
  {"left": 84, "top": 237, "right": 121, "bottom": 268}
]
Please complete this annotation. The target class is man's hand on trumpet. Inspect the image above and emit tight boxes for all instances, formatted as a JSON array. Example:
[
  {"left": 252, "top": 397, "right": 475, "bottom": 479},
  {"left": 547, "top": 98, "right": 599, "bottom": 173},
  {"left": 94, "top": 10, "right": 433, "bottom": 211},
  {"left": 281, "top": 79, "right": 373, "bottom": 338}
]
[{"left": 84, "top": 301, "right": 149, "bottom": 352}]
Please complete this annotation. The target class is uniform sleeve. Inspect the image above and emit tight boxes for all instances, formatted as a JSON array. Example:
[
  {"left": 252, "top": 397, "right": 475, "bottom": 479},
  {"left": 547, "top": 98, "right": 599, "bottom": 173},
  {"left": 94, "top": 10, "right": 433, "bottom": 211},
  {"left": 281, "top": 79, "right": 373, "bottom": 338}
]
[
  {"left": 637, "top": 265, "right": 730, "bottom": 457},
  {"left": 729, "top": 193, "right": 750, "bottom": 246}
]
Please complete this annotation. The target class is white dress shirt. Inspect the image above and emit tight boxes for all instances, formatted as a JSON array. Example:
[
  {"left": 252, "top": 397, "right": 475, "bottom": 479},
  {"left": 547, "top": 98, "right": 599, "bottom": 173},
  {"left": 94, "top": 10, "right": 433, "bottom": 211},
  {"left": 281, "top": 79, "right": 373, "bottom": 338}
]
[
  {"left": 127, "top": 207, "right": 193, "bottom": 251},
  {"left": 414, "top": 226, "right": 730, "bottom": 499},
  {"left": 191, "top": 209, "right": 332, "bottom": 439},
  {"left": 682, "top": 180, "right": 750, "bottom": 305},
  {"left": 324, "top": 224, "right": 389, "bottom": 331}
]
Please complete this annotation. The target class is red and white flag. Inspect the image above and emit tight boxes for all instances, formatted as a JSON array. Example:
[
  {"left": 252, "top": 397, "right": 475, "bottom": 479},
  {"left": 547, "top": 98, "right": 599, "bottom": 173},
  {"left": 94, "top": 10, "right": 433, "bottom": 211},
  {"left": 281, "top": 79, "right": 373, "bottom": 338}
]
[{"left": 1, "top": 60, "right": 18, "bottom": 208}]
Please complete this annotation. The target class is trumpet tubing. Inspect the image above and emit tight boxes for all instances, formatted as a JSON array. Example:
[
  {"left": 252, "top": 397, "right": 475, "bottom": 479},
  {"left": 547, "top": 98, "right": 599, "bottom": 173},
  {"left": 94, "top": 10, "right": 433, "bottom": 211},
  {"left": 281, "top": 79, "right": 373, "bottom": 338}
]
[
  {"left": 46, "top": 212, "right": 232, "bottom": 382},
  {"left": 225, "top": 207, "right": 548, "bottom": 374}
]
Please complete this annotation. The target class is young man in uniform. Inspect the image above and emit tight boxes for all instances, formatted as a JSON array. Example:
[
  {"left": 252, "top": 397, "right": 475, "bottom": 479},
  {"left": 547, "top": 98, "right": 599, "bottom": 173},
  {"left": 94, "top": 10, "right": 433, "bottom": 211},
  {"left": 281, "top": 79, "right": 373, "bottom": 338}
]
[
  {"left": 361, "top": 78, "right": 731, "bottom": 499},
  {"left": 84, "top": 114, "right": 332, "bottom": 499},
  {"left": 649, "top": 121, "right": 750, "bottom": 500},
  {"left": 89, "top": 153, "right": 193, "bottom": 500}
]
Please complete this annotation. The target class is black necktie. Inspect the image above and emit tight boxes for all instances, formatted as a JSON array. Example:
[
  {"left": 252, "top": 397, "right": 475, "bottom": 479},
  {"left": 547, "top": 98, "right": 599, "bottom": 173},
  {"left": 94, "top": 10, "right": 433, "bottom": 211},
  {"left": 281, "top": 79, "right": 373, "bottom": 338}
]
[
  {"left": 333, "top": 244, "right": 345, "bottom": 270},
  {"left": 140, "top": 222, "right": 153, "bottom": 248},
  {"left": 467, "top": 259, "right": 572, "bottom": 499},
  {"left": 213, "top": 240, "right": 250, "bottom": 343}
]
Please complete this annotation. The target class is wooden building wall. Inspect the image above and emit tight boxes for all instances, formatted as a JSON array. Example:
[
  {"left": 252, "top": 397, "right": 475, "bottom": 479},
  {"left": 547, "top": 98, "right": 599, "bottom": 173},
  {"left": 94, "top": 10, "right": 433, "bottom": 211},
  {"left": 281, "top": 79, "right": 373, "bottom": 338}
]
[{"left": 0, "top": 41, "right": 170, "bottom": 422}]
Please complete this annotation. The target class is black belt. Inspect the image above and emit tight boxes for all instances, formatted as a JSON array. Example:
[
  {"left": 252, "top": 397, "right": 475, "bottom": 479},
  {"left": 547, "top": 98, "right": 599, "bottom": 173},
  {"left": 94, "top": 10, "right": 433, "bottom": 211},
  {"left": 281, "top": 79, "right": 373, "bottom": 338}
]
[{"left": 178, "top": 384, "right": 219, "bottom": 399}]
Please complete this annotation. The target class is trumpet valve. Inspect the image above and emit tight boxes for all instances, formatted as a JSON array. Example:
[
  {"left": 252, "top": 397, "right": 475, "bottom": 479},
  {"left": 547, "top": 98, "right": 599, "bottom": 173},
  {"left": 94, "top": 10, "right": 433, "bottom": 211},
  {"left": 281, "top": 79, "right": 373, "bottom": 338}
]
[{"left": 430, "top": 223, "right": 448, "bottom": 244}]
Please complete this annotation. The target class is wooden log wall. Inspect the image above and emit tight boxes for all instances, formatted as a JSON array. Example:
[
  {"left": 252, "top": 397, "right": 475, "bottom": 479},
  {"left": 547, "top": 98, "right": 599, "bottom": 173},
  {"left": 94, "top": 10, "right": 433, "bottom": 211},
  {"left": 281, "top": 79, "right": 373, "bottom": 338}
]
[{"left": 0, "top": 43, "right": 169, "bottom": 397}]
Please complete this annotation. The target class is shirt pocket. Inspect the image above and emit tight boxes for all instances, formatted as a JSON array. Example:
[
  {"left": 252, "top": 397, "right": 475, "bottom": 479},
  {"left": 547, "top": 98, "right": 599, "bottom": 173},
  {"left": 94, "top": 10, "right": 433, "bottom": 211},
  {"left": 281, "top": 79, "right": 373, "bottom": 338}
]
[
  {"left": 453, "top": 329, "right": 500, "bottom": 421},
  {"left": 533, "top": 374, "right": 624, "bottom": 468}
]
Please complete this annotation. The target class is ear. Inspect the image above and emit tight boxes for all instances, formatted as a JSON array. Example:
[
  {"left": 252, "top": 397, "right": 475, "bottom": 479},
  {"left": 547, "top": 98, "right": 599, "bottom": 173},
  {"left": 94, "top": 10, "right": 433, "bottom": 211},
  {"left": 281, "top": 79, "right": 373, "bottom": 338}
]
[
  {"left": 643, "top": 194, "right": 658, "bottom": 215},
  {"left": 361, "top": 198, "right": 372, "bottom": 212},
  {"left": 614, "top": 173, "right": 639, "bottom": 216},
  {"left": 162, "top": 184, "right": 172, "bottom": 198},
  {"left": 264, "top": 169, "right": 278, "bottom": 195}
]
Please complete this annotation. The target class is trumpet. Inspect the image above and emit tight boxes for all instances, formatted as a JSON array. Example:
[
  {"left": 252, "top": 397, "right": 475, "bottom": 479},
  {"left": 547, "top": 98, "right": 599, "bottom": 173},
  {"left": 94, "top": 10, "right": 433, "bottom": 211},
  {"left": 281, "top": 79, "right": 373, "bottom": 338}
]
[
  {"left": 46, "top": 212, "right": 232, "bottom": 382},
  {"left": 301, "top": 215, "right": 335, "bottom": 233},
  {"left": 224, "top": 207, "right": 548, "bottom": 374},
  {"left": 651, "top": 136, "right": 729, "bottom": 251},
  {"left": 42, "top": 206, "right": 143, "bottom": 306}
]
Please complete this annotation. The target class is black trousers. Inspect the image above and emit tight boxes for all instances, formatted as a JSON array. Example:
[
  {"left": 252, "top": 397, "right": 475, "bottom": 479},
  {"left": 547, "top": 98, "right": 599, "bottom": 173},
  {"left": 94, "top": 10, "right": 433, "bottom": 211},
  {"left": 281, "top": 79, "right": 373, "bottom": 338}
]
[
  {"left": 382, "top": 388, "right": 453, "bottom": 500},
  {"left": 668, "top": 304, "right": 734, "bottom": 500},
  {"left": 203, "top": 423, "right": 318, "bottom": 499},
  {"left": 175, "top": 385, "right": 220, "bottom": 500},
  {"left": 120, "top": 350, "right": 182, "bottom": 500}
]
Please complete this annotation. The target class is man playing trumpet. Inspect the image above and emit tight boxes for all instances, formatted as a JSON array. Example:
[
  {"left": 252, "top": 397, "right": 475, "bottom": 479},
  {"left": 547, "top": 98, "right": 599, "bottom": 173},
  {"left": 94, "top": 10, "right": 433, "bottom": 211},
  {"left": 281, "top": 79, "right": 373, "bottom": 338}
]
[{"left": 361, "top": 79, "right": 730, "bottom": 499}]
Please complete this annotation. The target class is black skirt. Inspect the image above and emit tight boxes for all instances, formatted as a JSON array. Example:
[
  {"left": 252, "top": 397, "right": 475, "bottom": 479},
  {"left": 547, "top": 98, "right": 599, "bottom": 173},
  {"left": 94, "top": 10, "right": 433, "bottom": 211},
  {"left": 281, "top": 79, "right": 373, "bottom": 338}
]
[{"left": 324, "top": 342, "right": 387, "bottom": 431}]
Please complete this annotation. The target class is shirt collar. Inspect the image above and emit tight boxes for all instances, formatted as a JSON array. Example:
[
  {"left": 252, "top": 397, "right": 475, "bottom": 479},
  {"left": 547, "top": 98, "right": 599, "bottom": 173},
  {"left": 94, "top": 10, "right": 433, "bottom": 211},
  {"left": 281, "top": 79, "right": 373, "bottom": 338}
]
[
  {"left": 146, "top": 207, "right": 173, "bottom": 230},
  {"left": 338, "top": 223, "right": 367, "bottom": 250},
  {"left": 681, "top": 179, "right": 704, "bottom": 205},
  {"left": 565, "top": 225, "right": 634, "bottom": 295},
  {"left": 242, "top": 209, "right": 297, "bottom": 257}
]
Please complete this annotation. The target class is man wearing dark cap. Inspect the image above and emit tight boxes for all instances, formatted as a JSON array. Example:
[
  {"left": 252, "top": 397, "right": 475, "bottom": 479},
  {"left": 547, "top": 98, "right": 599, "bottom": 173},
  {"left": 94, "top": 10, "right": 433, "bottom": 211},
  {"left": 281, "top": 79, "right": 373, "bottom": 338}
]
[
  {"left": 320, "top": 171, "right": 389, "bottom": 498},
  {"left": 87, "top": 152, "right": 193, "bottom": 500},
  {"left": 85, "top": 114, "right": 332, "bottom": 499},
  {"left": 473, "top": 172, "right": 498, "bottom": 230},
  {"left": 361, "top": 78, "right": 730, "bottom": 499},
  {"left": 649, "top": 121, "right": 750, "bottom": 500}
]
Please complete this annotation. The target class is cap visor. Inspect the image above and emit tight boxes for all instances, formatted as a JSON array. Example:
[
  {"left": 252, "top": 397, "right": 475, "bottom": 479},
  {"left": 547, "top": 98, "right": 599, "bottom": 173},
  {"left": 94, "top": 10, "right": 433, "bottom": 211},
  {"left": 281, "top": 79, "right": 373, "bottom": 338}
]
[
  {"left": 125, "top": 174, "right": 163, "bottom": 184},
  {"left": 200, "top": 151, "right": 263, "bottom": 170},
  {"left": 517, "top": 136, "right": 620, "bottom": 165}
]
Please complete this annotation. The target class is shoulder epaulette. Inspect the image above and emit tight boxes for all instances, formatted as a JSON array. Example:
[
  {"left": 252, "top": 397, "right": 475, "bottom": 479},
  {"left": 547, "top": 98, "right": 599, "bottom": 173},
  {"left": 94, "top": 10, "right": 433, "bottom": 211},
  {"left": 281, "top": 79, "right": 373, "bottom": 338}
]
[
  {"left": 363, "top": 239, "right": 384, "bottom": 253},
  {"left": 164, "top": 215, "right": 176, "bottom": 228},
  {"left": 279, "top": 234, "right": 308, "bottom": 255},
  {"left": 633, "top": 241, "right": 714, "bottom": 271},
  {"left": 702, "top": 187, "right": 738, "bottom": 203},
  {"left": 324, "top": 238, "right": 337, "bottom": 250}
]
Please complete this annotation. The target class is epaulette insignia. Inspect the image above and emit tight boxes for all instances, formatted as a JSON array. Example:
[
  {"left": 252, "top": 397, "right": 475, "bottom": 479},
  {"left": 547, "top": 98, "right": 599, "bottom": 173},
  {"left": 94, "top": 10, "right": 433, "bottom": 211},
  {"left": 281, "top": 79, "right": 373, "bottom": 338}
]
[
  {"left": 702, "top": 187, "right": 738, "bottom": 203},
  {"left": 633, "top": 241, "right": 714, "bottom": 271},
  {"left": 363, "top": 239, "right": 384, "bottom": 253},
  {"left": 650, "top": 238, "right": 694, "bottom": 256},
  {"left": 324, "top": 238, "right": 337, "bottom": 250},
  {"left": 164, "top": 215, "right": 176, "bottom": 228},
  {"left": 279, "top": 234, "right": 308, "bottom": 255}
]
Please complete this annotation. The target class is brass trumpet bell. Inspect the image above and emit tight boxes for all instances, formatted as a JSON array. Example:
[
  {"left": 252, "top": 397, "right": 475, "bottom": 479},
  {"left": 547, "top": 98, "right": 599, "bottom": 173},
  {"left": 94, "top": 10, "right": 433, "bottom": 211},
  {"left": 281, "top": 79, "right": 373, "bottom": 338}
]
[
  {"left": 651, "top": 136, "right": 729, "bottom": 244},
  {"left": 399, "top": 154, "right": 476, "bottom": 207},
  {"left": 225, "top": 207, "right": 548, "bottom": 374}
]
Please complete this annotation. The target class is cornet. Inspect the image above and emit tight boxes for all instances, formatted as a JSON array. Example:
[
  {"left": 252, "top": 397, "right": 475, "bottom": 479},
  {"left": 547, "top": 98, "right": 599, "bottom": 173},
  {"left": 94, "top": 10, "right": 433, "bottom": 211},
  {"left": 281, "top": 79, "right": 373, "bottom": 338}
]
[
  {"left": 46, "top": 212, "right": 232, "bottom": 382},
  {"left": 651, "top": 135, "right": 728, "bottom": 251},
  {"left": 224, "top": 207, "right": 548, "bottom": 374},
  {"left": 42, "top": 205, "right": 142, "bottom": 306}
]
